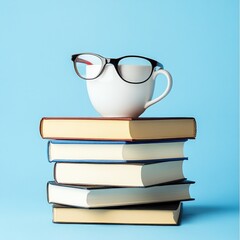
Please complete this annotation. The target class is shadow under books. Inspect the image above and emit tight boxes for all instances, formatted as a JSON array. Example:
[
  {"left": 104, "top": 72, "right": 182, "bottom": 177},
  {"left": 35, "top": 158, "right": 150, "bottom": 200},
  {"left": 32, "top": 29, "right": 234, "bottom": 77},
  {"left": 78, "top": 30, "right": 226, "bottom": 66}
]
[{"left": 182, "top": 203, "right": 238, "bottom": 223}]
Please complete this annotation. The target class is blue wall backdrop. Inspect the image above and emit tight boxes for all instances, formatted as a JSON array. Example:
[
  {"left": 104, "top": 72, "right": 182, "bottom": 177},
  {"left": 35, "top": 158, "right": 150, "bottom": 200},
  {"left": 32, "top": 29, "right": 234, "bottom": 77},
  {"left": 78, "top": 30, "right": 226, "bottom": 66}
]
[{"left": 0, "top": 0, "right": 239, "bottom": 239}]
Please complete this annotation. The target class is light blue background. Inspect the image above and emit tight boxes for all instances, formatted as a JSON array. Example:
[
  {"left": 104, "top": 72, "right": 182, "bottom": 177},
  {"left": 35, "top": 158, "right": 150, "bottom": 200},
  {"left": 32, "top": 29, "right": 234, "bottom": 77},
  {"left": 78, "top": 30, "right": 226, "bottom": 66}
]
[{"left": 0, "top": 0, "right": 239, "bottom": 239}]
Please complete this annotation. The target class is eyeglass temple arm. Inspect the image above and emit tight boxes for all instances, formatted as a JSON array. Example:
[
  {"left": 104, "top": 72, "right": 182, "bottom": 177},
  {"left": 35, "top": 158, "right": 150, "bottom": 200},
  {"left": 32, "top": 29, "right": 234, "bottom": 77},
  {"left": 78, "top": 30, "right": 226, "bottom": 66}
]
[
  {"left": 74, "top": 58, "right": 93, "bottom": 65},
  {"left": 71, "top": 55, "right": 93, "bottom": 65},
  {"left": 157, "top": 62, "right": 164, "bottom": 69}
]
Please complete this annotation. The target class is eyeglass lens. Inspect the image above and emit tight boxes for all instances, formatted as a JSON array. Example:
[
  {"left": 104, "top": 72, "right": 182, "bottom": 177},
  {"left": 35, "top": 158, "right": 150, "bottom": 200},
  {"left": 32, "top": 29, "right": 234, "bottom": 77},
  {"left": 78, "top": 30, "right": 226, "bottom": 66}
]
[
  {"left": 74, "top": 54, "right": 153, "bottom": 83},
  {"left": 75, "top": 54, "right": 103, "bottom": 79},
  {"left": 118, "top": 57, "right": 152, "bottom": 83}
]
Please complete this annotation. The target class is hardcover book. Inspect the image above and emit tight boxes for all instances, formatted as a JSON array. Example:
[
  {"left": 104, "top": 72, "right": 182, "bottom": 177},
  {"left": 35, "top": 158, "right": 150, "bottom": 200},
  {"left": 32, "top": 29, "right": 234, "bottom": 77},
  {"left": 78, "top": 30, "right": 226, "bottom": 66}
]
[
  {"left": 48, "top": 139, "right": 187, "bottom": 163},
  {"left": 54, "top": 160, "right": 186, "bottom": 187},
  {"left": 47, "top": 180, "right": 194, "bottom": 208},
  {"left": 52, "top": 201, "right": 183, "bottom": 225},
  {"left": 40, "top": 117, "right": 197, "bottom": 141}
]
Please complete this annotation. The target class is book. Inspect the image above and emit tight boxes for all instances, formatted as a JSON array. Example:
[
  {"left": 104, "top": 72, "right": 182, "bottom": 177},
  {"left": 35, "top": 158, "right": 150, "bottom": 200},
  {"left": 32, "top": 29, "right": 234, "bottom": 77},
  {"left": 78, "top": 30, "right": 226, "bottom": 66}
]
[
  {"left": 52, "top": 201, "right": 183, "bottom": 225},
  {"left": 47, "top": 180, "right": 194, "bottom": 208},
  {"left": 54, "top": 160, "right": 185, "bottom": 187},
  {"left": 40, "top": 117, "right": 197, "bottom": 141},
  {"left": 48, "top": 139, "right": 187, "bottom": 163}
]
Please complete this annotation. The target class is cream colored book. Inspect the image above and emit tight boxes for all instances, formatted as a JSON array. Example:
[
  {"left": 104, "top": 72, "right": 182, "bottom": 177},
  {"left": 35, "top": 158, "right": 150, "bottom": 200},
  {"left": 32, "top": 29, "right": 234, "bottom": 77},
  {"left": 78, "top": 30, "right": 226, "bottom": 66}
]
[
  {"left": 48, "top": 139, "right": 187, "bottom": 163},
  {"left": 47, "top": 180, "right": 194, "bottom": 208},
  {"left": 40, "top": 117, "right": 197, "bottom": 141},
  {"left": 52, "top": 202, "right": 183, "bottom": 225},
  {"left": 54, "top": 160, "right": 185, "bottom": 187}
]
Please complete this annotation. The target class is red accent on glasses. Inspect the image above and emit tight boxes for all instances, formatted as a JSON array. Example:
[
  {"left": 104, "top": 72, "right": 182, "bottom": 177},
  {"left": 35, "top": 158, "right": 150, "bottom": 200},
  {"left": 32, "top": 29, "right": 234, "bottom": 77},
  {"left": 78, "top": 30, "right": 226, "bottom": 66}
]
[{"left": 76, "top": 58, "right": 93, "bottom": 65}]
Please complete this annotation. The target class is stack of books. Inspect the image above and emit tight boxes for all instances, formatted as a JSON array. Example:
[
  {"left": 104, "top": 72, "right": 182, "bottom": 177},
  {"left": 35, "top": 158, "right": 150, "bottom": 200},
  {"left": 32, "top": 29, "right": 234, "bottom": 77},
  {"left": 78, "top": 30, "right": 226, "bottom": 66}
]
[{"left": 40, "top": 117, "right": 197, "bottom": 225}]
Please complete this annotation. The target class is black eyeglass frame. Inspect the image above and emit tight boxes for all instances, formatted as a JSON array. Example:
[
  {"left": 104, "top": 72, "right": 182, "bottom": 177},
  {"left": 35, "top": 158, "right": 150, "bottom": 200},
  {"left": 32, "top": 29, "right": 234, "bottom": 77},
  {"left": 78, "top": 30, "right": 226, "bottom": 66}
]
[{"left": 71, "top": 53, "right": 164, "bottom": 84}]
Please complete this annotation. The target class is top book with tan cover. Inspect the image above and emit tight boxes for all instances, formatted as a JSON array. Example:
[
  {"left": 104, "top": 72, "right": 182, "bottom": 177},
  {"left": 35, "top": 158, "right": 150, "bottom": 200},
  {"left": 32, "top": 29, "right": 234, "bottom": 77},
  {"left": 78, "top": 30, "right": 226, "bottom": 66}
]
[{"left": 39, "top": 117, "right": 197, "bottom": 141}]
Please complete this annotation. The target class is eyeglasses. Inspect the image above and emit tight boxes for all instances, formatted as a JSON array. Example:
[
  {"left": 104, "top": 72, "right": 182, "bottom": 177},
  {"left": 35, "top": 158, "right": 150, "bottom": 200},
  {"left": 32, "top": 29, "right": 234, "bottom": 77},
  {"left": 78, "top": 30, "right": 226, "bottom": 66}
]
[{"left": 71, "top": 53, "right": 164, "bottom": 84}]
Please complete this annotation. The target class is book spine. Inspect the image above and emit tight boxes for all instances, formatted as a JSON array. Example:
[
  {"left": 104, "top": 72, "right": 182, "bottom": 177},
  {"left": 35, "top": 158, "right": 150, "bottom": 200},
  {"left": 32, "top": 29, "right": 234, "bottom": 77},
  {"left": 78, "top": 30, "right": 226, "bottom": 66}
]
[{"left": 47, "top": 141, "right": 52, "bottom": 163}]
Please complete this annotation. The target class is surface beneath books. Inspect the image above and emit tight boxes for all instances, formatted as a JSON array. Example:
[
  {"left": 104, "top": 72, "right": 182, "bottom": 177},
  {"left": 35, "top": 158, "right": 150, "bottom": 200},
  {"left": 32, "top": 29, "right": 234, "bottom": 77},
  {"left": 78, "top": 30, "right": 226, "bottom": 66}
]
[{"left": 0, "top": 200, "right": 238, "bottom": 240}]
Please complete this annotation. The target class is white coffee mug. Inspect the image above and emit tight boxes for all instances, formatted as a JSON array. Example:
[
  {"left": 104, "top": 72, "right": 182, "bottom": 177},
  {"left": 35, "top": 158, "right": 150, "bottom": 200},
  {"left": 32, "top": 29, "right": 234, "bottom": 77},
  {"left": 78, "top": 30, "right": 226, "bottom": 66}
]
[{"left": 86, "top": 65, "right": 172, "bottom": 118}]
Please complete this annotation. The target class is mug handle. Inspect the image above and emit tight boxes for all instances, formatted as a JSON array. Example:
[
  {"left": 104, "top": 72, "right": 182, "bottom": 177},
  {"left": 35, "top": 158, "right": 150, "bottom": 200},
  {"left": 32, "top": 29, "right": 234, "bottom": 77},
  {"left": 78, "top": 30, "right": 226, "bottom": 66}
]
[{"left": 144, "top": 69, "right": 173, "bottom": 109}]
